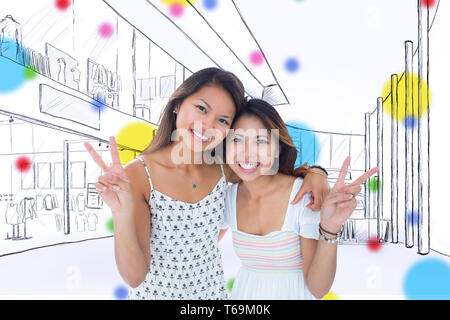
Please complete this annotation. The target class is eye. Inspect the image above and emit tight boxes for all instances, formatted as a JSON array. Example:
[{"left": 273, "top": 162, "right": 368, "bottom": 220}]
[
  {"left": 232, "top": 137, "right": 241, "bottom": 143},
  {"left": 196, "top": 105, "right": 207, "bottom": 113},
  {"left": 218, "top": 118, "right": 229, "bottom": 126},
  {"left": 257, "top": 139, "right": 268, "bottom": 144}
]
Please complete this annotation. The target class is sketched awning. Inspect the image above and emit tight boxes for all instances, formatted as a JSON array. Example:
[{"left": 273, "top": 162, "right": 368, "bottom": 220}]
[{"left": 103, "top": 0, "right": 289, "bottom": 106}]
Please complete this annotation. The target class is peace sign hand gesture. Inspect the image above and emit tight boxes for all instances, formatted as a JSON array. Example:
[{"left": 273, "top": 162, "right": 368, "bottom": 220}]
[
  {"left": 320, "top": 156, "right": 379, "bottom": 234},
  {"left": 84, "top": 136, "right": 135, "bottom": 217}
]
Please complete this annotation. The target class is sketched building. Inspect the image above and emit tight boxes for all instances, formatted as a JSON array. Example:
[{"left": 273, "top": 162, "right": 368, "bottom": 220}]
[{"left": 0, "top": 0, "right": 288, "bottom": 257}]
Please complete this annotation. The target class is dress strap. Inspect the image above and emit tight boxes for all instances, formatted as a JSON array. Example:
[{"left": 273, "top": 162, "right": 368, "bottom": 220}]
[
  {"left": 136, "top": 155, "right": 153, "bottom": 189},
  {"left": 219, "top": 163, "right": 226, "bottom": 180}
]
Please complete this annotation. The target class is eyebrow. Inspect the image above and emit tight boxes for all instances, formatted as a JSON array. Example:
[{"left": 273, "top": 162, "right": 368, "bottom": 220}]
[{"left": 200, "top": 99, "right": 233, "bottom": 119}]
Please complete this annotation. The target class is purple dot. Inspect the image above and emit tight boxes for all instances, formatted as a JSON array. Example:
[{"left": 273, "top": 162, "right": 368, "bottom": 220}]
[
  {"left": 404, "top": 116, "right": 418, "bottom": 130},
  {"left": 203, "top": 0, "right": 218, "bottom": 10},
  {"left": 98, "top": 22, "right": 114, "bottom": 38},
  {"left": 249, "top": 50, "right": 264, "bottom": 66}
]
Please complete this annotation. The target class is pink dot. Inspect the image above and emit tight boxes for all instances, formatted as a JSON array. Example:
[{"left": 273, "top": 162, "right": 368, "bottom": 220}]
[
  {"left": 249, "top": 50, "right": 264, "bottom": 66},
  {"left": 98, "top": 22, "right": 115, "bottom": 38},
  {"left": 169, "top": 3, "right": 184, "bottom": 17}
]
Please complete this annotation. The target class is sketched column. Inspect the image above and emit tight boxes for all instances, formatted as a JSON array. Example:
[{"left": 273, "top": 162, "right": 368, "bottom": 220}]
[
  {"left": 417, "top": 0, "right": 430, "bottom": 254},
  {"left": 376, "top": 97, "right": 383, "bottom": 241},
  {"left": 364, "top": 113, "right": 370, "bottom": 219},
  {"left": 391, "top": 74, "right": 399, "bottom": 243},
  {"left": 63, "top": 140, "right": 70, "bottom": 235},
  {"left": 404, "top": 41, "right": 414, "bottom": 248}
]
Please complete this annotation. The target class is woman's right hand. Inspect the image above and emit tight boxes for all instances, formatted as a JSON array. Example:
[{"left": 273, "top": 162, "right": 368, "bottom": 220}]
[{"left": 84, "top": 136, "right": 135, "bottom": 218}]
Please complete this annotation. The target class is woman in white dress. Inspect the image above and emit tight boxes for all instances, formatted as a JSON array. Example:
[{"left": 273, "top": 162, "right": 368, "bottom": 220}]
[{"left": 223, "top": 99, "right": 378, "bottom": 299}]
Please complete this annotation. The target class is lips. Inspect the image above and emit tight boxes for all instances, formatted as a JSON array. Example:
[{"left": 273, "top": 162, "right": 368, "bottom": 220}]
[
  {"left": 237, "top": 162, "right": 260, "bottom": 173},
  {"left": 191, "top": 129, "right": 211, "bottom": 143}
]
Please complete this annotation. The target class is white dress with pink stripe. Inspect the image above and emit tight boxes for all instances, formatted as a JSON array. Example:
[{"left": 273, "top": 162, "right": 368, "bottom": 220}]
[{"left": 224, "top": 177, "right": 320, "bottom": 300}]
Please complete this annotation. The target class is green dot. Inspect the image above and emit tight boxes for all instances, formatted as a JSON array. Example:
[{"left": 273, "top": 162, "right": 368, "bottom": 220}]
[
  {"left": 23, "top": 67, "right": 38, "bottom": 80},
  {"left": 226, "top": 277, "right": 235, "bottom": 293},
  {"left": 368, "top": 177, "right": 382, "bottom": 193},
  {"left": 106, "top": 218, "right": 114, "bottom": 233}
]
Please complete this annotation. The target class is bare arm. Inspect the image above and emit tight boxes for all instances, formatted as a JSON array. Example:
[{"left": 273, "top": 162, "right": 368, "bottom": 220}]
[
  {"left": 300, "top": 237, "right": 337, "bottom": 299},
  {"left": 114, "top": 162, "right": 151, "bottom": 288}
]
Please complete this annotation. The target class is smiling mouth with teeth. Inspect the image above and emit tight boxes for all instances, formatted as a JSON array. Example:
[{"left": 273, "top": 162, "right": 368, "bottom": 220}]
[
  {"left": 238, "top": 162, "right": 260, "bottom": 170},
  {"left": 191, "top": 129, "right": 211, "bottom": 142}
]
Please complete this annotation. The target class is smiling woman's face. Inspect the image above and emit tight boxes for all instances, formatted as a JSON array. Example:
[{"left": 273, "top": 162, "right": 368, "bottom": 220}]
[
  {"left": 174, "top": 85, "right": 236, "bottom": 153},
  {"left": 226, "top": 114, "right": 280, "bottom": 181}
]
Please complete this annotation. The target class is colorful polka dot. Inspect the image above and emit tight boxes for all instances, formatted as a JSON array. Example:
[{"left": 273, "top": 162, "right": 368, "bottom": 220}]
[
  {"left": 381, "top": 72, "right": 431, "bottom": 122},
  {"left": 367, "top": 235, "right": 382, "bottom": 252},
  {"left": 0, "top": 43, "right": 27, "bottom": 93},
  {"left": 284, "top": 57, "right": 300, "bottom": 73},
  {"left": 421, "top": 0, "right": 436, "bottom": 7},
  {"left": 286, "top": 121, "right": 320, "bottom": 168},
  {"left": 368, "top": 177, "right": 381, "bottom": 193},
  {"left": 249, "top": 50, "right": 265, "bottom": 66},
  {"left": 322, "top": 291, "right": 340, "bottom": 300},
  {"left": 15, "top": 156, "right": 32, "bottom": 173},
  {"left": 203, "top": 0, "right": 218, "bottom": 10},
  {"left": 226, "top": 277, "right": 235, "bottom": 293},
  {"left": 169, "top": 3, "right": 185, "bottom": 17},
  {"left": 55, "top": 0, "right": 71, "bottom": 11},
  {"left": 114, "top": 285, "right": 129, "bottom": 300},
  {"left": 106, "top": 218, "right": 114, "bottom": 233},
  {"left": 98, "top": 22, "right": 115, "bottom": 38},
  {"left": 116, "top": 122, "right": 157, "bottom": 165},
  {"left": 404, "top": 258, "right": 450, "bottom": 299},
  {"left": 23, "top": 67, "right": 38, "bottom": 80}
]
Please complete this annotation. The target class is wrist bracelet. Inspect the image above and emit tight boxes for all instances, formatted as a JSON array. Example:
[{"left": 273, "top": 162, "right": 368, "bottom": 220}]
[
  {"left": 318, "top": 228, "right": 339, "bottom": 243},
  {"left": 319, "top": 223, "right": 342, "bottom": 236}
]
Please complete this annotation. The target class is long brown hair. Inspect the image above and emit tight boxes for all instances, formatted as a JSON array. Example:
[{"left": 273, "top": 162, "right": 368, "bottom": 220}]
[
  {"left": 233, "top": 98, "right": 308, "bottom": 178},
  {"left": 142, "top": 67, "right": 246, "bottom": 154}
]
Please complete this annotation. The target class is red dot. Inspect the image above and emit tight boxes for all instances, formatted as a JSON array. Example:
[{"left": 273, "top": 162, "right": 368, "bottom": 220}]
[
  {"left": 421, "top": 0, "right": 436, "bottom": 7},
  {"left": 169, "top": 3, "right": 184, "bottom": 17},
  {"left": 15, "top": 156, "right": 32, "bottom": 172},
  {"left": 55, "top": 0, "right": 71, "bottom": 11},
  {"left": 367, "top": 236, "right": 383, "bottom": 252},
  {"left": 98, "top": 22, "right": 115, "bottom": 38},
  {"left": 249, "top": 50, "right": 264, "bottom": 66}
]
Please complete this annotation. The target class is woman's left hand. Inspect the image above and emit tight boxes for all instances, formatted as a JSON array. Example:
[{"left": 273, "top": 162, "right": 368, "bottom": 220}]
[
  {"left": 291, "top": 166, "right": 330, "bottom": 211},
  {"left": 320, "top": 156, "right": 379, "bottom": 233}
]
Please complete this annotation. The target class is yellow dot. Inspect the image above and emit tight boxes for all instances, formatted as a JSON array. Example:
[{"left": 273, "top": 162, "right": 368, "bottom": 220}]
[
  {"left": 381, "top": 72, "right": 431, "bottom": 121},
  {"left": 160, "top": 0, "right": 196, "bottom": 7},
  {"left": 116, "top": 121, "right": 157, "bottom": 165},
  {"left": 322, "top": 291, "right": 340, "bottom": 300}
]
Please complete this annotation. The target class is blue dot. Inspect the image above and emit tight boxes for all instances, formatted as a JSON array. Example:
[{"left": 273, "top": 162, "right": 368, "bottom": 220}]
[
  {"left": 284, "top": 57, "right": 300, "bottom": 73},
  {"left": 203, "top": 0, "right": 218, "bottom": 10},
  {"left": 114, "top": 285, "right": 129, "bottom": 300},
  {"left": 407, "top": 210, "right": 418, "bottom": 227},
  {"left": 404, "top": 116, "right": 418, "bottom": 130},
  {"left": 90, "top": 96, "right": 107, "bottom": 113},
  {"left": 286, "top": 121, "right": 320, "bottom": 168},
  {"left": 193, "top": 184, "right": 197, "bottom": 188},
  {"left": 404, "top": 258, "right": 450, "bottom": 300}
]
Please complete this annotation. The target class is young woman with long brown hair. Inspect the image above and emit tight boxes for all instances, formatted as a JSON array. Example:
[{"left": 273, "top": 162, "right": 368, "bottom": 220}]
[
  {"left": 223, "top": 98, "right": 378, "bottom": 299},
  {"left": 84, "top": 68, "right": 330, "bottom": 300}
]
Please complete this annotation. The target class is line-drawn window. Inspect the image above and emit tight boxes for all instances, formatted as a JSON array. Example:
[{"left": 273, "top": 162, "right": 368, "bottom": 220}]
[
  {"left": 138, "top": 78, "right": 156, "bottom": 100},
  {"left": 37, "top": 162, "right": 51, "bottom": 189},
  {"left": 21, "top": 163, "right": 35, "bottom": 190},
  {"left": 54, "top": 162, "right": 64, "bottom": 189},
  {"left": 160, "top": 75, "right": 176, "bottom": 98},
  {"left": 70, "top": 161, "right": 86, "bottom": 189}
]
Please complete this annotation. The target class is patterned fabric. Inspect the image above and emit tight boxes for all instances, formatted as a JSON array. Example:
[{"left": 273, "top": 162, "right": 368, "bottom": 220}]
[
  {"left": 128, "top": 155, "right": 228, "bottom": 300},
  {"left": 232, "top": 230, "right": 303, "bottom": 274}
]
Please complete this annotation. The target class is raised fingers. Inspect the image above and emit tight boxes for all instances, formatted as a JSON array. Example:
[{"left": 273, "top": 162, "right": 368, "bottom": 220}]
[
  {"left": 109, "top": 136, "right": 123, "bottom": 168},
  {"left": 335, "top": 156, "right": 351, "bottom": 188},
  {"left": 349, "top": 167, "right": 379, "bottom": 187},
  {"left": 84, "top": 141, "right": 109, "bottom": 172}
]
